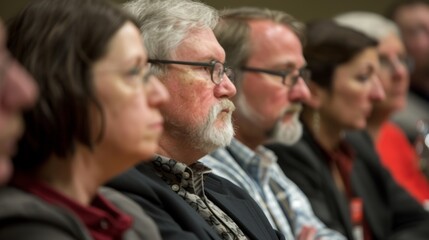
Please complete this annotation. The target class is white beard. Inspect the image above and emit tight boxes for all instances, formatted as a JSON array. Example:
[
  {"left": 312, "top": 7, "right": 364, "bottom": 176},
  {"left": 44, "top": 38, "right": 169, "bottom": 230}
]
[
  {"left": 190, "top": 99, "right": 236, "bottom": 153},
  {"left": 237, "top": 92, "right": 303, "bottom": 145},
  {"left": 270, "top": 110, "right": 303, "bottom": 145}
]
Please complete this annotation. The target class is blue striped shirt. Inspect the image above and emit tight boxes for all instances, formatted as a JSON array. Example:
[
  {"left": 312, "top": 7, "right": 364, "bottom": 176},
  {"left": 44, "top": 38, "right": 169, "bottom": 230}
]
[{"left": 201, "top": 138, "right": 345, "bottom": 240}]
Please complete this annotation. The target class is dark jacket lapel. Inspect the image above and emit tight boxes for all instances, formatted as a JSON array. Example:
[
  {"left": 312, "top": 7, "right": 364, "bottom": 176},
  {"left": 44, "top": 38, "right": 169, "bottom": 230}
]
[
  {"left": 204, "top": 174, "right": 282, "bottom": 240},
  {"left": 300, "top": 131, "right": 355, "bottom": 239},
  {"left": 347, "top": 131, "right": 392, "bottom": 239}
]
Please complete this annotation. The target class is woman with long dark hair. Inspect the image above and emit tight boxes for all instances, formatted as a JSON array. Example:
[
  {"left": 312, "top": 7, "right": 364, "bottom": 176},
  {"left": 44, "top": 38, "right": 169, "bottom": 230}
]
[{"left": 0, "top": 0, "right": 168, "bottom": 239}]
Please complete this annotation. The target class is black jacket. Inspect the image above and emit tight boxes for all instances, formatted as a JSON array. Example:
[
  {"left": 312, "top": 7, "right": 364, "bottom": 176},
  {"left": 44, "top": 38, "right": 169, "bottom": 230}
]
[
  {"left": 107, "top": 162, "right": 283, "bottom": 240},
  {"left": 267, "top": 128, "right": 429, "bottom": 240}
]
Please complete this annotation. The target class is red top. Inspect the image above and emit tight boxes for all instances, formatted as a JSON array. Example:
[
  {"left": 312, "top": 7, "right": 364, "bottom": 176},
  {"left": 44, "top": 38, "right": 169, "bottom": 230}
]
[
  {"left": 328, "top": 142, "right": 355, "bottom": 199},
  {"left": 376, "top": 121, "right": 429, "bottom": 203},
  {"left": 327, "top": 142, "right": 372, "bottom": 240},
  {"left": 12, "top": 174, "right": 132, "bottom": 240}
]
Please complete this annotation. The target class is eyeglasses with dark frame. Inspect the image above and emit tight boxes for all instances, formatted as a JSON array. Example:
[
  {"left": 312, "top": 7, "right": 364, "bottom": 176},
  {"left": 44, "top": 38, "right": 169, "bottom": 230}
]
[
  {"left": 148, "top": 59, "right": 234, "bottom": 85},
  {"left": 240, "top": 66, "right": 311, "bottom": 86}
]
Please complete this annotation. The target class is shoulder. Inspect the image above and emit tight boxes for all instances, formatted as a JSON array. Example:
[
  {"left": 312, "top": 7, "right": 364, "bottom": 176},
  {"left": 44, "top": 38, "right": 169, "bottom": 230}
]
[
  {"left": 378, "top": 122, "right": 410, "bottom": 146},
  {"left": 107, "top": 165, "right": 162, "bottom": 197},
  {"left": 107, "top": 166, "right": 224, "bottom": 240},
  {"left": 268, "top": 134, "right": 318, "bottom": 160},
  {"left": 202, "top": 151, "right": 256, "bottom": 189},
  {"left": 204, "top": 174, "right": 282, "bottom": 240},
  {"left": 201, "top": 152, "right": 237, "bottom": 171},
  {"left": 106, "top": 164, "right": 191, "bottom": 210},
  {"left": 345, "top": 130, "right": 374, "bottom": 153},
  {"left": 205, "top": 173, "right": 254, "bottom": 199},
  {"left": 100, "top": 187, "right": 161, "bottom": 240},
  {"left": 0, "top": 187, "right": 91, "bottom": 240},
  {"left": 266, "top": 139, "right": 320, "bottom": 172}
]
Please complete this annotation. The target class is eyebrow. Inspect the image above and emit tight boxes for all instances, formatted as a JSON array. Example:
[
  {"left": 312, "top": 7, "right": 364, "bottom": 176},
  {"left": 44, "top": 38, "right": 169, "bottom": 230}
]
[
  {"left": 125, "top": 56, "right": 146, "bottom": 68},
  {"left": 195, "top": 51, "right": 225, "bottom": 63},
  {"left": 365, "top": 64, "right": 376, "bottom": 73},
  {"left": 271, "top": 61, "right": 307, "bottom": 70}
]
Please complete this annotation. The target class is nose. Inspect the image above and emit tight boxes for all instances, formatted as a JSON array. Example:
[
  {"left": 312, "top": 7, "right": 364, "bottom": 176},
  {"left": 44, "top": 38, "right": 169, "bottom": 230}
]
[
  {"left": 391, "top": 59, "right": 409, "bottom": 81},
  {"left": 146, "top": 75, "right": 170, "bottom": 107},
  {"left": 214, "top": 75, "right": 236, "bottom": 99},
  {"left": 1, "top": 59, "right": 38, "bottom": 112},
  {"left": 369, "top": 74, "right": 385, "bottom": 102},
  {"left": 288, "top": 78, "right": 311, "bottom": 103}
]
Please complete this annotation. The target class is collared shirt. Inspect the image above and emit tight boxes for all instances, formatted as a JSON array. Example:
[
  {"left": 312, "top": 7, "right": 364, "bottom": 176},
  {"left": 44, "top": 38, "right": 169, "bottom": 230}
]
[
  {"left": 152, "top": 155, "right": 247, "bottom": 240},
  {"left": 12, "top": 174, "right": 132, "bottom": 240},
  {"left": 202, "top": 138, "right": 346, "bottom": 240}
]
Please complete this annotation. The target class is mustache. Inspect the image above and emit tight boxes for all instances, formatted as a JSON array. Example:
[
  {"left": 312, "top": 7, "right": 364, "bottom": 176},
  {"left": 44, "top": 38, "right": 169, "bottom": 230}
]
[
  {"left": 283, "top": 103, "right": 302, "bottom": 115},
  {"left": 217, "top": 99, "right": 236, "bottom": 113}
]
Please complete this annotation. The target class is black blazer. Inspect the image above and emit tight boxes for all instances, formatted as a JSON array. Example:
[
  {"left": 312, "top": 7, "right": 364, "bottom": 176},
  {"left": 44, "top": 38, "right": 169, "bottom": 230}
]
[
  {"left": 267, "top": 128, "right": 429, "bottom": 240},
  {"left": 107, "top": 162, "right": 283, "bottom": 240}
]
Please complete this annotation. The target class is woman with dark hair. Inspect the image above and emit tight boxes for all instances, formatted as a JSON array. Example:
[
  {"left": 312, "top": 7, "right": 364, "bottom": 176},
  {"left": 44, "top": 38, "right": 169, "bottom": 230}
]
[
  {"left": 336, "top": 11, "right": 429, "bottom": 206},
  {"left": 268, "top": 20, "right": 429, "bottom": 240},
  {"left": 0, "top": 0, "right": 168, "bottom": 239}
]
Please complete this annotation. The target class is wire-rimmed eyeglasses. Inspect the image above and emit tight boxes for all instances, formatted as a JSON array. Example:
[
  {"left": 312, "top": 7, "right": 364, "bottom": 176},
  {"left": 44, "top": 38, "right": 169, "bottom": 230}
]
[
  {"left": 148, "top": 59, "right": 234, "bottom": 85},
  {"left": 379, "top": 55, "right": 414, "bottom": 74},
  {"left": 240, "top": 66, "right": 311, "bottom": 86}
]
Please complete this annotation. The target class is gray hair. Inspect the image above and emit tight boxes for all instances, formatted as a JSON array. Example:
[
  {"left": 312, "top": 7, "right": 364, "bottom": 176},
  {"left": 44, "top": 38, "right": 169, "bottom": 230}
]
[
  {"left": 334, "top": 11, "right": 400, "bottom": 40},
  {"left": 123, "top": 0, "right": 218, "bottom": 74},
  {"left": 214, "top": 7, "right": 304, "bottom": 90}
]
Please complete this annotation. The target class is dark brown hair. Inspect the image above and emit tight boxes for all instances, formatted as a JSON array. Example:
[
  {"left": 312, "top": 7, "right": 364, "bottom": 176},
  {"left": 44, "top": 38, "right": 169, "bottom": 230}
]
[
  {"left": 214, "top": 7, "right": 305, "bottom": 89},
  {"left": 304, "top": 20, "right": 378, "bottom": 89},
  {"left": 8, "top": 0, "right": 138, "bottom": 170}
]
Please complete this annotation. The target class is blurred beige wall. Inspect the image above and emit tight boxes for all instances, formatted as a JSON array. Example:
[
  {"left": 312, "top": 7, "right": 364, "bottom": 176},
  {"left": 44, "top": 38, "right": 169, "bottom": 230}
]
[
  {"left": 1, "top": 0, "right": 394, "bottom": 21},
  {"left": 200, "top": 0, "right": 394, "bottom": 21}
]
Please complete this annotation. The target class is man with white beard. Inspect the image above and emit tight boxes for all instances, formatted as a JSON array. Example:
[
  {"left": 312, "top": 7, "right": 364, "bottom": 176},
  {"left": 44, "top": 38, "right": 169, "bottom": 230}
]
[
  {"left": 108, "top": 0, "right": 284, "bottom": 239},
  {"left": 201, "top": 7, "right": 346, "bottom": 240}
]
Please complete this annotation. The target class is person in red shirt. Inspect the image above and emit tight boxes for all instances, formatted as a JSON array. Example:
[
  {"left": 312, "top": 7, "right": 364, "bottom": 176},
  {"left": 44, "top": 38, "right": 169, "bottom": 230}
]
[
  {"left": 0, "top": 0, "right": 169, "bottom": 239},
  {"left": 336, "top": 11, "right": 429, "bottom": 205}
]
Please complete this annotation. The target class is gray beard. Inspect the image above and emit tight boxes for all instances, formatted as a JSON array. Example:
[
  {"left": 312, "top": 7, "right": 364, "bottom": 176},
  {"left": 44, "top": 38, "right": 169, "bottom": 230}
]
[{"left": 267, "top": 114, "right": 303, "bottom": 146}]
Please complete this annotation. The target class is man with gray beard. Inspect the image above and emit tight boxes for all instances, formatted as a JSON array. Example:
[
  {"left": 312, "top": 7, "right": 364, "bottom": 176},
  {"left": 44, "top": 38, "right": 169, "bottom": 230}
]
[
  {"left": 201, "top": 7, "right": 346, "bottom": 240},
  {"left": 107, "top": 0, "right": 283, "bottom": 239}
]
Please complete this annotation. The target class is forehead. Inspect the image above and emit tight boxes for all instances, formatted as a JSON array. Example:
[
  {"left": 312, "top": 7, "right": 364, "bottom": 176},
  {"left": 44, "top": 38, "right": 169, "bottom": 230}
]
[
  {"left": 173, "top": 27, "right": 225, "bottom": 62},
  {"left": 102, "top": 22, "right": 147, "bottom": 64},
  {"left": 343, "top": 47, "right": 379, "bottom": 70},
  {"left": 396, "top": 4, "right": 429, "bottom": 25},
  {"left": 247, "top": 20, "right": 304, "bottom": 67},
  {"left": 378, "top": 34, "right": 405, "bottom": 54}
]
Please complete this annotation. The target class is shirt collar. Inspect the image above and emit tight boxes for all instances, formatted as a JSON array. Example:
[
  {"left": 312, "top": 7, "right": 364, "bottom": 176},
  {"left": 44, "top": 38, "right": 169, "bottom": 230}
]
[
  {"left": 151, "top": 155, "right": 211, "bottom": 195},
  {"left": 227, "top": 139, "right": 277, "bottom": 184}
]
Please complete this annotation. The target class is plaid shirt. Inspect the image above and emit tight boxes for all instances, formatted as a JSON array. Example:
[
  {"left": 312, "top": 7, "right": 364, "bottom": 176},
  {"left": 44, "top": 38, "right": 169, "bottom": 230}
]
[{"left": 201, "top": 138, "right": 345, "bottom": 240}]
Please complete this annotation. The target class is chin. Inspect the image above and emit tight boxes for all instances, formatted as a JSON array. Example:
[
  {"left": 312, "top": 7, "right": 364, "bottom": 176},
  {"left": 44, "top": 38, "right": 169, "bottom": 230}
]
[
  {"left": 394, "top": 100, "right": 406, "bottom": 111},
  {"left": 352, "top": 121, "right": 367, "bottom": 130},
  {"left": 138, "top": 145, "right": 158, "bottom": 162}
]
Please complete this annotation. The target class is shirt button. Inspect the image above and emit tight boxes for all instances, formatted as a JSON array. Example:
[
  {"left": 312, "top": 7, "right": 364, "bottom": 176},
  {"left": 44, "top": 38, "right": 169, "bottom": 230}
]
[
  {"left": 183, "top": 172, "right": 190, "bottom": 179},
  {"left": 171, "top": 184, "right": 180, "bottom": 192},
  {"left": 99, "top": 219, "right": 109, "bottom": 230}
]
